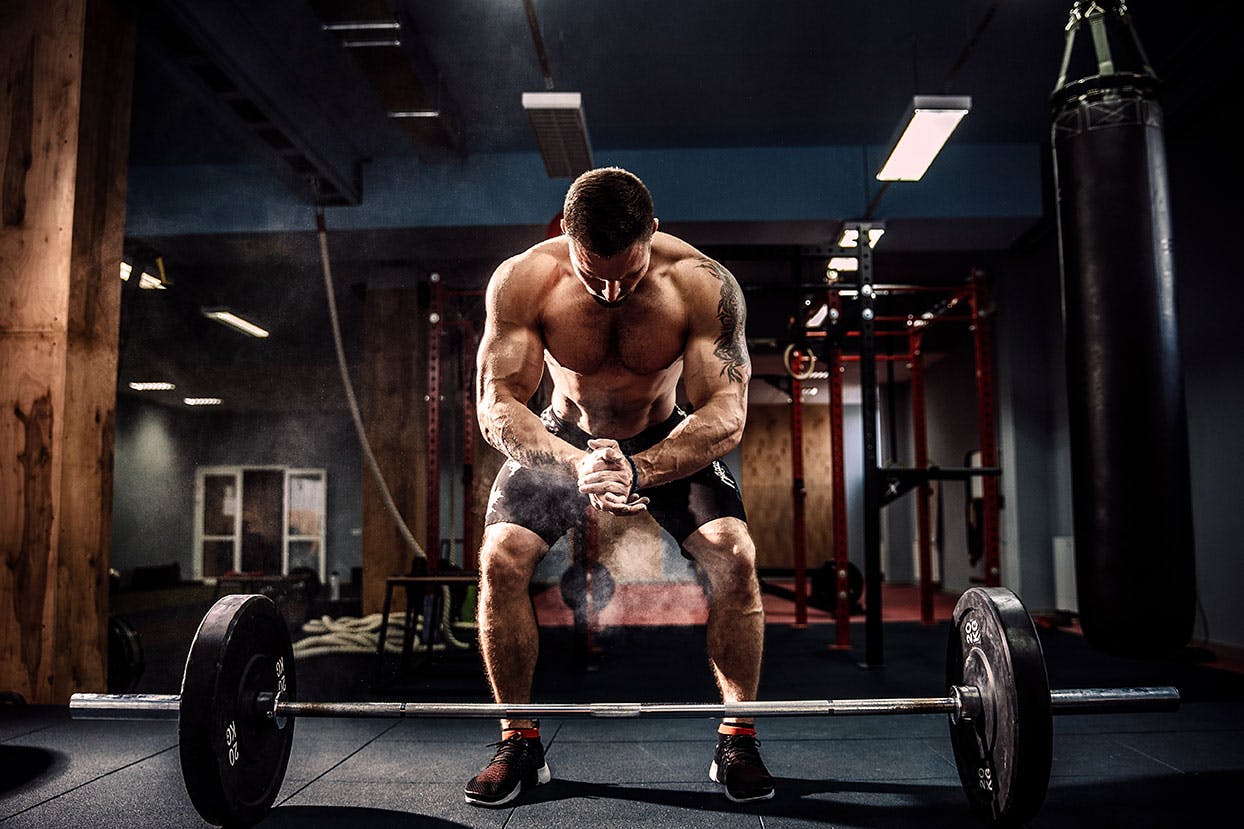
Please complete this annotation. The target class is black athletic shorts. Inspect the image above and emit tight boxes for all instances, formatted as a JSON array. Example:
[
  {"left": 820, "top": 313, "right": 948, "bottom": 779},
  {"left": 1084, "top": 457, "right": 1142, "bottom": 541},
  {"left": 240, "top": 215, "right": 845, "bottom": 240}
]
[{"left": 484, "top": 406, "right": 747, "bottom": 549}]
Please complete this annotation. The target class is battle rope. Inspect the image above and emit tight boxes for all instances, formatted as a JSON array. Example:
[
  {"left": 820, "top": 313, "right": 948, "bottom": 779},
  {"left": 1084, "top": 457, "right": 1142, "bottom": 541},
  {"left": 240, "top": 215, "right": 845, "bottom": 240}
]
[{"left": 313, "top": 188, "right": 471, "bottom": 651}]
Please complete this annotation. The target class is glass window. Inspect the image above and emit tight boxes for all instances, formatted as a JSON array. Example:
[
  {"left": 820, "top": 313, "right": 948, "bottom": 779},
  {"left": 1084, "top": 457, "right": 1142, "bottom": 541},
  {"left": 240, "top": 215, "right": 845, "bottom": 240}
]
[
  {"left": 202, "top": 474, "right": 238, "bottom": 536},
  {"left": 288, "top": 473, "right": 324, "bottom": 537},
  {"left": 202, "top": 539, "right": 235, "bottom": 578},
  {"left": 287, "top": 539, "right": 322, "bottom": 573}
]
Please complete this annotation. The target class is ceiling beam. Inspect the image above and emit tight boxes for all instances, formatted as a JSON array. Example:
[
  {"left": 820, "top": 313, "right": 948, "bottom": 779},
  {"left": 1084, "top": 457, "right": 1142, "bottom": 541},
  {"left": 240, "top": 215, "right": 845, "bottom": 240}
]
[
  {"left": 154, "top": 0, "right": 363, "bottom": 205},
  {"left": 309, "top": 0, "right": 466, "bottom": 161}
]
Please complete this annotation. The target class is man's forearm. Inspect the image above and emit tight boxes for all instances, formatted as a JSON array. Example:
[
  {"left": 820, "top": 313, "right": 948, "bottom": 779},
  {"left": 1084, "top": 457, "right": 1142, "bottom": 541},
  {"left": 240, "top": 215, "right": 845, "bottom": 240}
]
[
  {"left": 631, "top": 402, "right": 743, "bottom": 489},
  {"left": 479, "top": 397, "right": 582, "bottom": 475}
]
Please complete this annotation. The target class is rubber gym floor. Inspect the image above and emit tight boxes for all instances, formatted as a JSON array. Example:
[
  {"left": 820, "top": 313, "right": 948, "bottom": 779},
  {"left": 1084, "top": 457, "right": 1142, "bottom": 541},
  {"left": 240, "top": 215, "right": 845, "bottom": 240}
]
[{"left": 3, "top": 583, "right": 1243, "bottom": 828}]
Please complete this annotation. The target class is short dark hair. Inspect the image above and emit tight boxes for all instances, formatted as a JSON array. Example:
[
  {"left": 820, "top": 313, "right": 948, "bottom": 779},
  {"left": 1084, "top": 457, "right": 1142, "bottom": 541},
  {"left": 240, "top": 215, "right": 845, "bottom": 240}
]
[{"left": 562, "top": 167, "right": 655, "bottom": 258}]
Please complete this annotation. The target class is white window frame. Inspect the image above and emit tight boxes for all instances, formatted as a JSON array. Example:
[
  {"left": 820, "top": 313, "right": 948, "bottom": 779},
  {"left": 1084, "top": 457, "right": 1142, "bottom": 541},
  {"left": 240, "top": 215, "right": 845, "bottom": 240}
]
[
  {"left": 284, "top": 467, "right": 328, "bottom": 581},
  {"left": 193, "top": 467, "right": 243, "bottom": 582},
  {"left": 193, "top": 465, "right": 327, "bottom": 583}
]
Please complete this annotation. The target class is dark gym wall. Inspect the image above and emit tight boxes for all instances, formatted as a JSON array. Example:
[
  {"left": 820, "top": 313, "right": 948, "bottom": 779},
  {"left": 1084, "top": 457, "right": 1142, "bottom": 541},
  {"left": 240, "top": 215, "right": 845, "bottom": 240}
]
[
  {"left": 1164, "top": 96, "right": 1244, "bottom": 649},
  {"left": 112, "top": 396, "right": 198, "bottom": 579},
  {"left": 111, "top": 396, "right": 363, "bottom": 585},
  {"left": 994, "top": 233, "right": 1069, "bottom": 612}
]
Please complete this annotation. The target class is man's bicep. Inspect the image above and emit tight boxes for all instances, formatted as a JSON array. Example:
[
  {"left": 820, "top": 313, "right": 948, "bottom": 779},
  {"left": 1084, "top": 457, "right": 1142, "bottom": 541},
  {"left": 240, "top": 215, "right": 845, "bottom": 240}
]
[
  {"left": 477, "top": 258, "right": 546, "bottom": 404},
  {"left": 683, "top": 332, "right": 749, "bottom": 411},
  {"left": 683, "top": 258, "right": 751, "bottom": 406},
  {"left": 477, "top": 319, "right": 545, "bottom": 405}
]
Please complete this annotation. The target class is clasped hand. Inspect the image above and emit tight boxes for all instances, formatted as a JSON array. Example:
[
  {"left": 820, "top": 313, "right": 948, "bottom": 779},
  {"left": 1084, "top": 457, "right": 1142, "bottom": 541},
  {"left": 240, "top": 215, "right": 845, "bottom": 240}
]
[{"left": 575, "top": 439, "right": 649, "bottom": 515}]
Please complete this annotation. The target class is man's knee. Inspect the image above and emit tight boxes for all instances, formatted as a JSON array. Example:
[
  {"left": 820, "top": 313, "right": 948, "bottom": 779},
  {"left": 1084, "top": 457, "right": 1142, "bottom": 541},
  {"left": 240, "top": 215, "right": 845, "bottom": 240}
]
[
  {"left": 687, "top": 520, "right": 760, "bottom": 590},
  {"left": 479, "top": 524, "right": 546, "bottom": 591}
]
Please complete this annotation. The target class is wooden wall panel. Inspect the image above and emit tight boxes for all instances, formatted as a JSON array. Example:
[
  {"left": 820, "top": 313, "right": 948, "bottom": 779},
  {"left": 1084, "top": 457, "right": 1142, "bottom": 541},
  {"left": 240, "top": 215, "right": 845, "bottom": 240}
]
[{"left": 741, "top": 404, "right": 834, "bottom": 571}]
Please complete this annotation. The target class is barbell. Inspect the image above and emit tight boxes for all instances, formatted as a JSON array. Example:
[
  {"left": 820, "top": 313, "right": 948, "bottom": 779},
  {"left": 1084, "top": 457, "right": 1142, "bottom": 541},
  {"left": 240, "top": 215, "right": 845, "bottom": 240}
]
[{"left": 70, "top": 587, "right": 1180, "bottom": 827}]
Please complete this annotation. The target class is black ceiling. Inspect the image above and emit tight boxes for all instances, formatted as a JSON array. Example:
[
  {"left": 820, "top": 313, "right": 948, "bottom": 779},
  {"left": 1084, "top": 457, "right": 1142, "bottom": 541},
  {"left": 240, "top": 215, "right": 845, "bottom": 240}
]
[{"left": 129, "top": 0, "right": 1226, "bottom": 164}]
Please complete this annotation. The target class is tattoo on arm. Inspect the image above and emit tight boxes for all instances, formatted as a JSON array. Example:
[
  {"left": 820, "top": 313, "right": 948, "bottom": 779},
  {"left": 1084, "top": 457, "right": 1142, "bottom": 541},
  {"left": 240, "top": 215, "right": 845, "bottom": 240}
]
[
  {"left": 491, "top": 419, "right": 562, "bottom": 471},
  {"left": 696, "top": 258, "right": 748, "bottom": 382}
]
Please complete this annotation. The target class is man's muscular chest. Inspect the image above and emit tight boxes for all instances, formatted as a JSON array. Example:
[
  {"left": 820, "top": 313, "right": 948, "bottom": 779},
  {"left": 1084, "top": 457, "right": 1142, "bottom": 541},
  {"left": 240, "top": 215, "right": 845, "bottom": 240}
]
[{"left": 541, "top": 292, "right": 686, "bottom": 378}]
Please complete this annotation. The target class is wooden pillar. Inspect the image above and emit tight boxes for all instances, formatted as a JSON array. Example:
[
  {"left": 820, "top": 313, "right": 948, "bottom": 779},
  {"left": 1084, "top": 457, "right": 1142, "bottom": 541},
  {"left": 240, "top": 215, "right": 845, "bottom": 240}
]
[
  {"left": 360, "top": 286, "right": 427, "bottom": 614},
  {"left": 0, "top": 0, "right": 134, "bottom": 703}
]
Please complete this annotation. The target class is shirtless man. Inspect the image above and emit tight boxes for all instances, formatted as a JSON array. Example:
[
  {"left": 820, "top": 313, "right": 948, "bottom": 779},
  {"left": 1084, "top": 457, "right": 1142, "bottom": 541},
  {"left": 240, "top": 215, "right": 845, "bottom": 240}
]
[{"left": 464, "top": 167, "right": 772, "bottom": 807}]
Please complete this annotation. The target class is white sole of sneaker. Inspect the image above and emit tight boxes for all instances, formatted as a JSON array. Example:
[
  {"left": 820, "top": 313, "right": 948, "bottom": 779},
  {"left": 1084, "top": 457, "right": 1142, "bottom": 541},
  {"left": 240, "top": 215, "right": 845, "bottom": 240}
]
[
  {"left": 465, "top": 762, "right": 552, "bottom": 808},
  {"left": 708, "top": 760, "right": 775, "bottom": 804}
]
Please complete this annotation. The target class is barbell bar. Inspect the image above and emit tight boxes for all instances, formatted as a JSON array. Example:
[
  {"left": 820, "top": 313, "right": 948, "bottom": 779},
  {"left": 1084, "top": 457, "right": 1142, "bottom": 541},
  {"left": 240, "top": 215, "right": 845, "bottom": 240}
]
[
  {"left": 71, "top": 686, "right": 1179, "bottom": 722},
  {"left": 66, "top": 588, "right": 1183, "bottom": 828}
]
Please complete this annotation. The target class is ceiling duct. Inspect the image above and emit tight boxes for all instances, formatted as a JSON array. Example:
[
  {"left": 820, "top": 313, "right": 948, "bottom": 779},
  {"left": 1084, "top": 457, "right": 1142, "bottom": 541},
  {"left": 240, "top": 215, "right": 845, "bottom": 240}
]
[
  {"left": 520, "top": 0, "right": 592, "bottom": 178},
  {"left": 522, "top": 92, "right": 593, "bottom": 179}
]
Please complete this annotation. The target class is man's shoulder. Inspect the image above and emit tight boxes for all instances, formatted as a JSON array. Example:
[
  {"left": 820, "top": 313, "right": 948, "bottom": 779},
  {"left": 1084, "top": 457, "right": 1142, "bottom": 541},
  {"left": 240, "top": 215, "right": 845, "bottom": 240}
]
[
  {"left": 499, "top": 237, "right": 566, "bottom": 276},
  {"left": 651, "top": 231, "right": 703, "bottom": 268},
  {"left": 655, "top": 236, "right": 738, "bottom": 297},
  {"left": 490, "top": 238, "right": 567, "bottom": 295}
]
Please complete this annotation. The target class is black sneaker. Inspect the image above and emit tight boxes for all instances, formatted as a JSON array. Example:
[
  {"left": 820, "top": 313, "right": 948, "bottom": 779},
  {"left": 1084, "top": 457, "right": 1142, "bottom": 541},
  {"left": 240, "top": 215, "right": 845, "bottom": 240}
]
[
  {"left": 464, "top": 733, "right": 551, "bottom": 807},
  {"left": 709, "top": 732, "right": 775, "bottom": 803}
]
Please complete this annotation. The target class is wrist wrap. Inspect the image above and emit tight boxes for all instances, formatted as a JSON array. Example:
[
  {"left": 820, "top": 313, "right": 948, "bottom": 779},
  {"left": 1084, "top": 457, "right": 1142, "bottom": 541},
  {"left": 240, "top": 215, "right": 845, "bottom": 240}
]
[{"left": 623, "top": 453, "right": 640, "bottom": 497}]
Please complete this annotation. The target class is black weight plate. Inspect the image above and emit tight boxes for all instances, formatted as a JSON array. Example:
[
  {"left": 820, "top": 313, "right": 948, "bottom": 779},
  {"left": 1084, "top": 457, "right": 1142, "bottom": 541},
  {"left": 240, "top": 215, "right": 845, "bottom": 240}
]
[
  {"left": 179, "top": 594, "right": 296, "bottom": 827},
  {"left": 107, "top": 615, "right": 145, "bottom": 693},
  {"left": 947, "top": 587, "right": 1052, "bottom": 826}
]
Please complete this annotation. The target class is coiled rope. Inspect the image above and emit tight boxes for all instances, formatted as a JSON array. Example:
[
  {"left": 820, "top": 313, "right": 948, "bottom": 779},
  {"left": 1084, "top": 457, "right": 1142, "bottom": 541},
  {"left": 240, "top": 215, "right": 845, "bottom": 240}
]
[{"left": 292, "top": 586, "right": 476, "bottom": 658}]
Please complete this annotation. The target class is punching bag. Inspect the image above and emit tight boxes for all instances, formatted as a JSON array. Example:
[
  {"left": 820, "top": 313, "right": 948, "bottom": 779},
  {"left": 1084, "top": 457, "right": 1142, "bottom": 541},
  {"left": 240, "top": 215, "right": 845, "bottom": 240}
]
[{"left": 1051, "top": 2, "right": 1195, "bottom": 655}]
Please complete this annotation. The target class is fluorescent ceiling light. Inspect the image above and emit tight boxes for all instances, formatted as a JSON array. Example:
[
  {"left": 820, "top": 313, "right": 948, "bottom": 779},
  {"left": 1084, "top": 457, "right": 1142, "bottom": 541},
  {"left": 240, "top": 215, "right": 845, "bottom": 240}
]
[
  {"left": 837, "top": 228, "right": 886, "bottom": 249},
  {"left": 825, "top": 254, "right": 860, "bottom": 283},
  {"left": 128, "top": 382, "right": 175, "bottom": 391},
  {"left": 521, "top": 92, "right": 584, "bottom": 111},
  {"left": 202, "top": 308, "right": 270, "bottom": 338},
  {"left": 123, "top": 253, "right": 169, "bottom": 288},
  {"left": 806, "top": 303, "right": 829, "bottom": 327},
  {"left": 184, "top": 398, "right": 222, "bottom": 406},
  {"left": 522, "top": 91, "right": 593, "bottom": 178},
  {"left": 322, "top": 22, "right": 401, "bottom": 32},
  {"left": 388, "top": 110, "right": 440, "bottom": 118},
  {"left": 876, "top": 95, "right": 971, "bottom": 181},
  {"left": 120, "top": 261, "right": 166, "bottom": 289}
]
